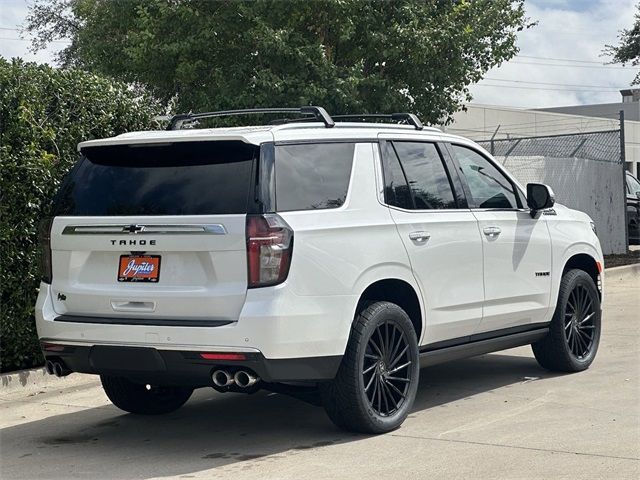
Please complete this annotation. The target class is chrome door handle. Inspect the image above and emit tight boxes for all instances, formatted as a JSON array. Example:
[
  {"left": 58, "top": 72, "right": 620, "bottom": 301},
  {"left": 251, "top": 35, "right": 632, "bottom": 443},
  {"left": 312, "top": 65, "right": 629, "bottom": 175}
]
[
  {"left": 409, "top": 231, "right": 430, "bottom": 242},
  {"left": 483, "top": 226, "right": 502, "bottom": 237}
]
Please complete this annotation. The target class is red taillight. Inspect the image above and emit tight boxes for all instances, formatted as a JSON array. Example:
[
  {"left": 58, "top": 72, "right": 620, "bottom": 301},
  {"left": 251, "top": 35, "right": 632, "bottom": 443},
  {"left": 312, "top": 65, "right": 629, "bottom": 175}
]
[
  {"left": 199, "top": 352, "right": 246, "bottom": 361},
  {"left": 246, "top": 214, "right": 293, "bottom": 288},
  {"left": 38, "top": 218, "right": 53, "bottom": 284}
]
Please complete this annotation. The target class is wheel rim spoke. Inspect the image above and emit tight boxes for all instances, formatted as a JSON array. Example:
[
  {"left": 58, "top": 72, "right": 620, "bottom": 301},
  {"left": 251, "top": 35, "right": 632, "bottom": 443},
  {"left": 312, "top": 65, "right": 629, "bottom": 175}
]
[
  {"left": 385, "top": 378, "right": 406, "bottom": 399},
  {"left": 579, "top": 312, "right": 595, "bottom": 325},
  {"left": 363, "top": 363, "right": 377, "bottom": 375},
  {"left": 388, "top": 361, "right": 412, "bottom": 375},
  {"left": 389, "top": 344, "right": 409, "bottom": 369}
]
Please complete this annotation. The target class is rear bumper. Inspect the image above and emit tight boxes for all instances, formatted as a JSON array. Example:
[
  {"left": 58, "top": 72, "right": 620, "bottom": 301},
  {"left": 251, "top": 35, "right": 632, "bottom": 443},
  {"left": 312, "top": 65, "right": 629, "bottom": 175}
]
[
  {"left": 35, "top": 282, "right": 355, "bottom": 381},
  {"left": 41, "top": 343, "right": 341, "bottom": 385}
]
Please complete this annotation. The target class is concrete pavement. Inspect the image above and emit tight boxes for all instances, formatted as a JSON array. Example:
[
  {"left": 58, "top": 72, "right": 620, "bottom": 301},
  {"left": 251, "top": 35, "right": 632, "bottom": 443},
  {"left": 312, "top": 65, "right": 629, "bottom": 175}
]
[{"left": 1, "top": 269, "right": 638, "bottom": 479}]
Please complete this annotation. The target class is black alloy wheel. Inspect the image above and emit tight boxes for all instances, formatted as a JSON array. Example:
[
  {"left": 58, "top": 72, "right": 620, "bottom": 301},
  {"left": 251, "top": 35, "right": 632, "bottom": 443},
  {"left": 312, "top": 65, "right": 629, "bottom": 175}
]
[{"left": 363, "top": 321, "right": 413, "bottom": 416}]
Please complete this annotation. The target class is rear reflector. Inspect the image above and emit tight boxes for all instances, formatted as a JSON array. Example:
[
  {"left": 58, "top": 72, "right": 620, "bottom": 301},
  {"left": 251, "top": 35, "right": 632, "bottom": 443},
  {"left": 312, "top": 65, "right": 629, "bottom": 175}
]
[
  {"left": 41, "top": 342, "right": 65, "bottom": 352},
  {"left": 199, "top": 352, "right": 246, "bottom": 361}
]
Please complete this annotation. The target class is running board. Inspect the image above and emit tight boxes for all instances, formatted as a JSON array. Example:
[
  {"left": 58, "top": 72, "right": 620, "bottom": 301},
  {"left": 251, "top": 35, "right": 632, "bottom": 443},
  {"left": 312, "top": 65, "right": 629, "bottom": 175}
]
[{"left": 419, "top": 328, "right": 549, "bottom": 368}]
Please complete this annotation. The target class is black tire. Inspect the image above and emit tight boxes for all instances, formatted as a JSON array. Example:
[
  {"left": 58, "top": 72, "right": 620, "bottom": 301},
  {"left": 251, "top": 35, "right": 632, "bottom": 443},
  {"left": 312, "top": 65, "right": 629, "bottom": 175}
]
[
  {"left": 320, "top": 301, "right": 419, "bottom": 434},
  {"left": 532, "top": 269, "right": 601, "bottom": 372},
  {"left": 101, "top": 375, "right": 193, "bottom": 415}
]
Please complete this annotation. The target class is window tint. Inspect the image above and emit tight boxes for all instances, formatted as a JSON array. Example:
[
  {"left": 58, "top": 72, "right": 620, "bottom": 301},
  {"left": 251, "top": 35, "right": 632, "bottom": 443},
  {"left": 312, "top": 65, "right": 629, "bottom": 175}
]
[
  {"left": 53, "top": 141, "right": 257, "bottom": 216},
  {"left": 451, "top": 145, "right": 519, "bottom": 209},
  {"left": 274, "top": 143, "right": 354, "bottom": 211},
  {"left": 390, "top": 142, "right": 457, "bottom": 209},
  {"left": 380, "top": 142, "right": 412, "bottom": 209}
]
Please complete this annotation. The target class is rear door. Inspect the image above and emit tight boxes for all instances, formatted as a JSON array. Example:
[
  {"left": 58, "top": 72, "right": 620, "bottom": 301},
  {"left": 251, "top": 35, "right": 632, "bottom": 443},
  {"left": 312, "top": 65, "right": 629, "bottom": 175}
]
[
  {"left": 49, "top": 140, "right": 258, "bottom": 323},
  {"left": 379, "top": 139, "right": 485, "bottom": 346},
  {"left": 448, "top": 143, "right": 553, "bottom": 333}
]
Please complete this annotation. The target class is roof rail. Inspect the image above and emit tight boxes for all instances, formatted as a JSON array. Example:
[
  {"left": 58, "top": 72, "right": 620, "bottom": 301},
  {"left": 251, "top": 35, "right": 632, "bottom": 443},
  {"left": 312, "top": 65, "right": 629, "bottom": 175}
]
[
  {"left": 332, "top": 113, "right": 424, "bottom": 130},
  {"left": 166, "top": 106, "right": 335, "bottom": 130}
]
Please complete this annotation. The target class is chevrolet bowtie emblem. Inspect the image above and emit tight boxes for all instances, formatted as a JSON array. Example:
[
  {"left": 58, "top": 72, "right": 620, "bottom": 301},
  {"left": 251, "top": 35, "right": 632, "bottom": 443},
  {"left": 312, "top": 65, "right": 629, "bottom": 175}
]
[{"left": 122, "top": 224, "right": 145, "bottom": 234}]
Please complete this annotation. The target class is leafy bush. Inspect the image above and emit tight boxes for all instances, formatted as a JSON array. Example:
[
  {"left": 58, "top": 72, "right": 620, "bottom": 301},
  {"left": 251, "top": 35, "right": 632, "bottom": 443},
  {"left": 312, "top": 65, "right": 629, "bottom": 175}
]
[{"left": 0, "top": 58, "right": 160, "bottom": 372}]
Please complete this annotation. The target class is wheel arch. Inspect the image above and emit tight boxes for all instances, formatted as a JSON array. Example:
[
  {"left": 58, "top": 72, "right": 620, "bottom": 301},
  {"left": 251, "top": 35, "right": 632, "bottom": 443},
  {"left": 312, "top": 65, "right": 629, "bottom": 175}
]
[
  {"left": 561, "top": 252, "right": 602, "bottom": 300},
  {"left": 354, "top": 278, "right": 424, "bottom": 343}
]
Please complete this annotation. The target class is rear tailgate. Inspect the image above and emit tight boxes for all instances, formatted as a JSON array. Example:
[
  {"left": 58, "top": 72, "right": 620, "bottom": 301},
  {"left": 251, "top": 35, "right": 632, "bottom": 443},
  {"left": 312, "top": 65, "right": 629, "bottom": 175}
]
[
  {"left": 50, "top": 216, "right": 247, "bottom": 321},
  {"left": 48, "top": 140, "right": 258, "bottom": 324}
]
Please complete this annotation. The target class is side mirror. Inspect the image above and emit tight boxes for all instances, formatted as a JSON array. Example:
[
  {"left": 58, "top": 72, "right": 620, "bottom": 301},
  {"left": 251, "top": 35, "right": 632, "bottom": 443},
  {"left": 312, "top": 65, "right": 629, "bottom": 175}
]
[{"left": 527, "top": 183, "right": 555, "bottom": 217}]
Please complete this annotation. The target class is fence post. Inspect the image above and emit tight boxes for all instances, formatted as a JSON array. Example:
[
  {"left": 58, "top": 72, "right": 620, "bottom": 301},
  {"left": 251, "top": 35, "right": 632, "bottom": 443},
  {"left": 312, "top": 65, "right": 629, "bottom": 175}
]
[
  {"left": 620, "top": 110, "right": 628, "bottom": 253},
  {"left": 490, "top": 125, "right": 500, "bottom": 155}
]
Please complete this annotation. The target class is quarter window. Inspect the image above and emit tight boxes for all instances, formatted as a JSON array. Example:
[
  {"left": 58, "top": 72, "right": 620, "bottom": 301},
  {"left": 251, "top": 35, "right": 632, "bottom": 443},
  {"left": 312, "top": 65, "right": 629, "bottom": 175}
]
[
  {"left": 274, "top": 143, "right": 355, "bottom": 212},
  {"left": 451, "top": 145, "right": 519, "bottom": 209}
]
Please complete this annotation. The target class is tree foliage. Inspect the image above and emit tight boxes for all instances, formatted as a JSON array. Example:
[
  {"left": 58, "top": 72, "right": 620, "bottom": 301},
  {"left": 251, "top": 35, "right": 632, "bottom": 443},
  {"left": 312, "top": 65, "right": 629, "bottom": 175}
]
[
  {"left": 0, "top": 58, "right": 159, "bottom": 372},
  {"left": 604, "top": 3, "right": 640, "bottom": 85},
  {"left": 25, "top": 0, "right": 532, "bottom": 124}
]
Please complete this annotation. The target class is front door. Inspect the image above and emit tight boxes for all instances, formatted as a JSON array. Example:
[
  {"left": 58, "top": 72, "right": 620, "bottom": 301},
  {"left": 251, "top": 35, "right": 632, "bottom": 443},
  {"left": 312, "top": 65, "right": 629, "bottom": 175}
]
[{"left": 448, "top": 143, "right": 553, "bottom": 334}]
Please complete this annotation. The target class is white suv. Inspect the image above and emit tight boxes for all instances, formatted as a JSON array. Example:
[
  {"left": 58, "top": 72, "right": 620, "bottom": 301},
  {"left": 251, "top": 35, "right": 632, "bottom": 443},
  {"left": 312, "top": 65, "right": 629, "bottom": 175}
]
[{"left": 36, "top": 107, "right": 603, "bottom": 433}]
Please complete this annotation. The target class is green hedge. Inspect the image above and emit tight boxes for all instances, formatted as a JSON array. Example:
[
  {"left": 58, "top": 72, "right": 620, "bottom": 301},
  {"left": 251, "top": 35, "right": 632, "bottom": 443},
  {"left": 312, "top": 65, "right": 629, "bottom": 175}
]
[{"left": 0, "top": 58, "right": 160, "bottom": 372}]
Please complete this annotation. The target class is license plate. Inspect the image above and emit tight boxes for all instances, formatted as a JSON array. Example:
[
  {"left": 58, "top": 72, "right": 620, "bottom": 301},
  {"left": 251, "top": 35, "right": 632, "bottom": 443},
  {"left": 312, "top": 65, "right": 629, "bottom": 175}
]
[{"left": 118, "top": 255, "right": 161, "bottom": 282}]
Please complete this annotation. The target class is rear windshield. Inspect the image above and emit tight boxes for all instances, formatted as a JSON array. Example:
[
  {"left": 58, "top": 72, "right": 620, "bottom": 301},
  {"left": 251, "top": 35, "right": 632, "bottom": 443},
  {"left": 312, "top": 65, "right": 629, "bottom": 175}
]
[
  {"left": 274, "top": 143, "right": 355, "bottom": 212},
  {"left": 53, "top": 141, "right": 258, "bottom": 216}
]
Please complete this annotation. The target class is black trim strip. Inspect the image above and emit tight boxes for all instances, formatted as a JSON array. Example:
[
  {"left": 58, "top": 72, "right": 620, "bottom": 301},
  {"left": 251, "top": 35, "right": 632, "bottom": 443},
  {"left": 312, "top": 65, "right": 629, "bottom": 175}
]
[
  {"left": 420, "top": 328, "right": 549, "bottom": 368},
  {"left": 54, "top": 315, "right": 233, "bottom": 328},
  {"left": 421, "top": 322, "right": 551, "bottom": 353},
  {"left": 273, "top": 138, "right": 376, "bottom": 146}
]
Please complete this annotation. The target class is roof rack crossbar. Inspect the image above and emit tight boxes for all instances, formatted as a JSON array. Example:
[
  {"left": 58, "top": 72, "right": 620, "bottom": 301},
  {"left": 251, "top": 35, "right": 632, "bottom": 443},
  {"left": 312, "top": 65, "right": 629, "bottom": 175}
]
[
  {"left": 332, "top": 113, "right": 424, "bottom": 130},
  {"left": 167, "top": 106, "right": 334, "bottom": 130}
]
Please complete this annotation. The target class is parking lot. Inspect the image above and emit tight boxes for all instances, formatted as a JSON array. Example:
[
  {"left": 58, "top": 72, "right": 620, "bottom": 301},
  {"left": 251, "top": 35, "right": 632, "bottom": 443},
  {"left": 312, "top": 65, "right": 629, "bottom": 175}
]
[{"left": 1, "top": 267, "right": 638, "bottom": 480}]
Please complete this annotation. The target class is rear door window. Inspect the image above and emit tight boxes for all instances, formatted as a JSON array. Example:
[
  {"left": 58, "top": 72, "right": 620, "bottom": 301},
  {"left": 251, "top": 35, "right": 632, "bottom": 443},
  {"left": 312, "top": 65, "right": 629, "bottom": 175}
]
[
  {"left": 53, "top": 141, "right": 258, "bottom": 216},
  {"left": 274, "top": 143, "right": 355, "bottom": 212},
  {"left": 382, "top": 141, "right": 457, "bottom": 210}
]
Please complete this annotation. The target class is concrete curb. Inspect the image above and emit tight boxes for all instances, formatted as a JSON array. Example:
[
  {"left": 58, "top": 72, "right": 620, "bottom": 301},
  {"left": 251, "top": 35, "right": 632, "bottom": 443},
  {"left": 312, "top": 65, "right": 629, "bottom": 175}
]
[
  {"left": 0, "top": 367, "right": 96, "bottom": 397},
  {"left": 605, "top": 263, "right": 640, "bottom": 283}
]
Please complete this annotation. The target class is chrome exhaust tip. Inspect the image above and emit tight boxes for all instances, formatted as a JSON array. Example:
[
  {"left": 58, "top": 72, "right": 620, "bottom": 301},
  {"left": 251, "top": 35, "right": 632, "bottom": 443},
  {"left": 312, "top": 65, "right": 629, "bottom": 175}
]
[
  {"left": 52, "top": 362, "right": 71, "bottom": 378},
  {"left": 45, "top": 360, "right": 55, "bottom": 376},
  {"left": 234, "top": 370, "right": 259, "bottom": 388},
  {"left": 212, "top": 370, "right": 234, "bottom": 387}
]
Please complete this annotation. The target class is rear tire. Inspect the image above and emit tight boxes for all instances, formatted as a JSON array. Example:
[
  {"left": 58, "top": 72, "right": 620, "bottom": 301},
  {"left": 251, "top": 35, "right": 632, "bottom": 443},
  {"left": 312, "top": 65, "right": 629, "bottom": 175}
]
[
  {"left": 101, "top": 375, "right": 193, "bottom": 415},
  {"left": 320, "top": 301, "right": 419, "bottom": 434},
  {"left": 532, "top": 269, "right": 601, "bottom": 372}
]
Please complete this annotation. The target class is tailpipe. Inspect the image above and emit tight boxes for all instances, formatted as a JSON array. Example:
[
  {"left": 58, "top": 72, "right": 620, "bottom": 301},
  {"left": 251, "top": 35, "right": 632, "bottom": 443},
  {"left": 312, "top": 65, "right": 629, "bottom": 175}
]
[
  {"left": 212, "top": 370, "right": 234, "bottom": 388},
  {"left": 234, "top": 370, "right": 259, "bottom": 388},
  {"left": 45, "top": 360, "right": 55, "bottom": 376},
  {"left": 52, "top": 361, "right": 71, "bottom": 377}
]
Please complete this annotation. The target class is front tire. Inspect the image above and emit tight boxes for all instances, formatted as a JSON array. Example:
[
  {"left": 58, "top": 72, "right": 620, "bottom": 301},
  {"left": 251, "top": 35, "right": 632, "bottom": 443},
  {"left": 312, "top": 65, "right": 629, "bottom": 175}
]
[
  {"left": 320, "top": 301, "right": 419, "bottom": 434},
  {"left": 101, "top": 375, "right": 193, "bottom": 415},
  {"left": 532, "top": 269, "right": 601, "bottom": 372}
]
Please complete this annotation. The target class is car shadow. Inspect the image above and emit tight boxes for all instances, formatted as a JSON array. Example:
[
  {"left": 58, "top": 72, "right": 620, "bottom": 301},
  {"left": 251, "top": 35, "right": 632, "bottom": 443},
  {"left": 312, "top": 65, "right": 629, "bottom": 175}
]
[{"left": 1, "top": 352, "right": 559, "bottom": 479}]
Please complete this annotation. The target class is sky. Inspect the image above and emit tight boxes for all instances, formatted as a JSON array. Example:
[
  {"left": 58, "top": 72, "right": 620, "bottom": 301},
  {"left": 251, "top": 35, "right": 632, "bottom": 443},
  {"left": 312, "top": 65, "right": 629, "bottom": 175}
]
[{"left": 0, "top": 0, "right": 637, "bottom": 109}]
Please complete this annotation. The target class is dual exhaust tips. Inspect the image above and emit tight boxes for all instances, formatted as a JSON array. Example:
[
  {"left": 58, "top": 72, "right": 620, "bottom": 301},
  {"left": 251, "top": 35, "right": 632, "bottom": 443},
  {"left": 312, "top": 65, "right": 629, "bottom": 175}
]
[
  {"left": 45, "top": 360, "right": 71, "bottom": 378},
  {"left": 212, "top": 369, "right": 259, "bottom": 389}
]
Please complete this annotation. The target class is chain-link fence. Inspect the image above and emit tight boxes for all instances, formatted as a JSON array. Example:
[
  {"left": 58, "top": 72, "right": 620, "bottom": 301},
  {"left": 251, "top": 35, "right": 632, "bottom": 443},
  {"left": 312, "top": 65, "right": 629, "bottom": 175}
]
[
  {"left": 477, "top": 129, "right": 621, "bottom": 164},
  {"left": 475, "top": 129, "right": 626, "bottom": 254}
]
